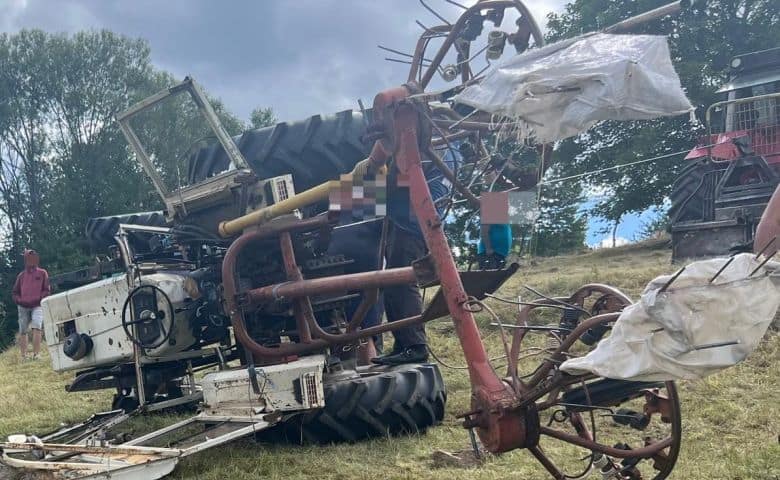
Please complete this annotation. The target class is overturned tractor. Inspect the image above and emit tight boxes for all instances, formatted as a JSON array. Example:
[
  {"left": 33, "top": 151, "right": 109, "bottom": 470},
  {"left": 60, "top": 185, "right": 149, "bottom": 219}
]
[{"left": 5, "top": 2, "right": 774, "bottom": 480}]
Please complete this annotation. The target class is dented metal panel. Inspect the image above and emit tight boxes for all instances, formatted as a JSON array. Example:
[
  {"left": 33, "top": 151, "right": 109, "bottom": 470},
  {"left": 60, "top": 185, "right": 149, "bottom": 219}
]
[
  {"left": 43, "top": 275, "right": 134, "bottom": 372},
  {"left": 201, "top": 355, "right": 326, "bottom": 416},
  {"left": 1, "top": 413, "right": 275, "bottom": 479},
  {"left": 42, "top": 272, "right": 202, "bottom": 373},
  {"left": 1, "top": 442, "right": 180, "bottom": 480}
]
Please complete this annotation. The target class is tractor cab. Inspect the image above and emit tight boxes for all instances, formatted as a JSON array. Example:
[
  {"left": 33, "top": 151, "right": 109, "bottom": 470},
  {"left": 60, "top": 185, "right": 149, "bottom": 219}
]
[{"left": 670, "top": 47, "right": 780, "bottom": 260}]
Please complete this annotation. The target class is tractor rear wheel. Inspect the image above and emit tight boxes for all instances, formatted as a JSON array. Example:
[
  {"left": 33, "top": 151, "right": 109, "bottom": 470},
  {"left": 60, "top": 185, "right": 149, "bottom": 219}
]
[
  {"left": 265, "top": 363, "right": 447, "bottom": 444},
  {"left": 187, "top": 110, "right": 370, "bottom": 193},
  {"left": 668, "top": 160, "right": 724, "bottom": 225},
  {"left": 85, "top": 110, "right": 369, "bottom": 251}
]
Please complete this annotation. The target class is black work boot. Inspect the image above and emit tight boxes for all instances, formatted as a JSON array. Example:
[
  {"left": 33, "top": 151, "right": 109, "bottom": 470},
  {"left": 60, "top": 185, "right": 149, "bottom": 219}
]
[{"left": 371, "top": 344, "right": 429, "bottom": 365}]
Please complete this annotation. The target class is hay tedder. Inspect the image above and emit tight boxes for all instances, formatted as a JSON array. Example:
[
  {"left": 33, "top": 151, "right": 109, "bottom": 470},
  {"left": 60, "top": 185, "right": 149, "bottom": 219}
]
[{"left": 1, "top": 2, "right": 746, "bottom": 479}]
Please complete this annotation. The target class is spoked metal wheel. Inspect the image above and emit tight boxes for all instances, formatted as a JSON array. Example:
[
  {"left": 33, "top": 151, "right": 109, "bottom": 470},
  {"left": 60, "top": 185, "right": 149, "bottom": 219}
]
[
  {"left": 504, "top": 284, "right": 682, "bottom": 479},
  {"left": 529, "top": 380, "right": 682, "bottom": 479}
]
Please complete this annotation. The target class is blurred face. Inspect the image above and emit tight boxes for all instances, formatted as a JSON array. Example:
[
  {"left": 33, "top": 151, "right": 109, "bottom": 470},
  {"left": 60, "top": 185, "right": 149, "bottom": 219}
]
[{"left": 24, "top": 250, "right": 39, "bottom": 269}]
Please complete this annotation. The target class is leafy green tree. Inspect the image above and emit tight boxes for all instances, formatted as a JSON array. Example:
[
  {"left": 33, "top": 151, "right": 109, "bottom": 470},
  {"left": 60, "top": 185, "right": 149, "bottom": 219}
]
[
  {"left": 250, "top": 107, "right": 277, "bottom": 129},
  {"left": 534, "top": 175, "right": 588, "bottom": 256},
  {"left": 636, "top": 209, "right": 670, "bottom": 241},
  {"left": 0, "top": 29, "right": 248, "bottom": 347}
]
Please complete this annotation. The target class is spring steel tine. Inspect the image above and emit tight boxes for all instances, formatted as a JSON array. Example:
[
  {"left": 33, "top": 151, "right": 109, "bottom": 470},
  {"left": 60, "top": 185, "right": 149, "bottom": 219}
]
[
  {"left": 554, "top": 403, "right": 614, "bottom": 412},
  {"left": 472, "top": 61, "right": 492, "bottom": 79},
  {"left": 444, "top": 0, "right": 468, "bottom": 9},
  {"left": 378, "top": 44, "right": 434, "bottom": 63},
  {"left": 357, "top": 99, "right": 369, "bottom": 129},
  {"left": 709, "top": 257, "right": 735, "bottom": 283},
  {"left": 749, "top": 252, "right": 776, "bottom": 277},
  {"left": 449, "top": 108, "right": 481, "bottom": 129},
  {"left": 420, "top": 0, "right": 452, "bottom": 25},
  {"left": 691, "top": 340, "right": 740, "bottom": 351},
  {"left": 385, "top": 58, "right": 434, "bottom": 67},
  {"left": 467, "top": 422, "right": 482, "bottom": 460},
  {"left": 414, "top": 22, "right": 449, "bottom": 40},
  {"left": 658, "top": 266, "right": 686, "bottom": 293},
  {"left": 386, "top": 57, "right": 417, "bottom": 65},
  {"left": 490, "top": 323, "right": 574, "bottom": 332},
  {"left": 378, "top": 44, "right": 415, "bottom": 58},
  {"left": 754, "top": 236, "right": 777, "bottom": 259},
  {"left": 521, "top": 284, "right": 591, "bottom": 315},
  {"left": 416, "top": 19, "right": 433, "bottom": 32}
]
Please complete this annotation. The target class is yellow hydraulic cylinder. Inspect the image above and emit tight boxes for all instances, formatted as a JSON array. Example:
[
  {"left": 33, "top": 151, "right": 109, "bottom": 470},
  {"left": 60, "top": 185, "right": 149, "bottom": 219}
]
[
  {"left": 218, "top": 159, "right": 387, "bottom": 237},
  {"left": 218, "top": 180, "right": 335, "bottom": 237}
]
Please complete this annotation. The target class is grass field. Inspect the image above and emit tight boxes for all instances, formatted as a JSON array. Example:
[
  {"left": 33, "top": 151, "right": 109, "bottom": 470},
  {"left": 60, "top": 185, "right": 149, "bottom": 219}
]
[{"left": 1, "top": 239, "right": 778, "bottom": 479}]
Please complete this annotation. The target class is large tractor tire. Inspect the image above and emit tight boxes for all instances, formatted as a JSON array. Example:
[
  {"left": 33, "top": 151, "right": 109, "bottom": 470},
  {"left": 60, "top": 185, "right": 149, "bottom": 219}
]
[
  {"left": 84, "top": 111, "right": 368, "bottom": 250},
  {"left": 187, "top": 110, "right": 370, "bottom": 192},
  {"left": 266, "top": 363, "right": 446, "bottom": 444},
  {"left": 85, "top": 211, "right": 168, "bottom": 252}
]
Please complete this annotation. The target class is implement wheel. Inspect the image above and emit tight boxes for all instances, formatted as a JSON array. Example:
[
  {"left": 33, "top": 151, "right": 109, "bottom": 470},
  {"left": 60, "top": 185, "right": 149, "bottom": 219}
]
[{"left": 508, "top": 294, "right": 683, "bottom": 480}]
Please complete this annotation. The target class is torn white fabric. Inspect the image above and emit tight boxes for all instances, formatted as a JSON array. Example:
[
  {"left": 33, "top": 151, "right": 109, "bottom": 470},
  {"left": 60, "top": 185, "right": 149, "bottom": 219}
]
[
  {"left": 454, "top": 33, "right": 694, "bottom": 143},
  {"left": 560, "top": 254, "right": 780, "bottom": 381}
]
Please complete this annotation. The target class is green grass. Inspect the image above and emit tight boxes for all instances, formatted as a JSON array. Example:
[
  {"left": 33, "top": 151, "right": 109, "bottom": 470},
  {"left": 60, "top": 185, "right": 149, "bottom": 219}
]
[{"left": 1, "top": 239, "right": 779, "bottom": 479}]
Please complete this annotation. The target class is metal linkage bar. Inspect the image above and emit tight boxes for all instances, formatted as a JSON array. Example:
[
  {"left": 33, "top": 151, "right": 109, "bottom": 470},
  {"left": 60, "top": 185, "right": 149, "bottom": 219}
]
[
  {"left": 1, "top": 414, "right": 273, "bottom": 479},
  {"left": 604, "top": 0, "right": 686, "bottom": 33},
  {"left": 244, "top": 267, "right": 417, "bottom": 306}
]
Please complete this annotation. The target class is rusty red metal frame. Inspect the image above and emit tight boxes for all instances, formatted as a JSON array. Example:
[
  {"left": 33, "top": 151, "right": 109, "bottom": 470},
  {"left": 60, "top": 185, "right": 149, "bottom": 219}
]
[
  {"left": 407, "top": 0, "right": 543, "bottom": 89},
  {"left": 244, "top": 267, "right": 417, "bottom": 307},
  {"left": 213, "top": 1, "right": 692, "bottom": 473},
  {"left": 219, "top": 85, "right": 681, "bottom": 473}
]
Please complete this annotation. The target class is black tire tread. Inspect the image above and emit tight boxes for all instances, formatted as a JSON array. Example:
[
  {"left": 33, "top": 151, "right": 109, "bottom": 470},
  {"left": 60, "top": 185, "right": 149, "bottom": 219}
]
[
  {"left": 668, "top": 161, "right": 725, "bottom": 225},
  {"left": 85, "top": 211, "right": 168, "bottom": 251},
  {"left": 265, "top": 363, "right": 446, "bottom": 444},
  {"left": 187, "top": 110, "right": 369, "bottom": 193}
]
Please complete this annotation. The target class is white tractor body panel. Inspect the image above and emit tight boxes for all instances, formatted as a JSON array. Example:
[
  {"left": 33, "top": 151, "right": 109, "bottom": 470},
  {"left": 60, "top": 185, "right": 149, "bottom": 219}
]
[
  {"left": 201, "top": 355, "right": 326, "bottom": 417},
  {"left": 43, "top": 272, "right": 201, "bottom": 373}
]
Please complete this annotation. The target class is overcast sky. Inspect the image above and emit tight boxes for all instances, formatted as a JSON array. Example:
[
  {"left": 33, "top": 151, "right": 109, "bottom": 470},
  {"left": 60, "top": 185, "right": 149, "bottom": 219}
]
[
  {"left": 1, "top": 0, "right": 566, "bottom": 123},
  {"left": 7, "top": 0, "right": 660, "bottom": 243}
]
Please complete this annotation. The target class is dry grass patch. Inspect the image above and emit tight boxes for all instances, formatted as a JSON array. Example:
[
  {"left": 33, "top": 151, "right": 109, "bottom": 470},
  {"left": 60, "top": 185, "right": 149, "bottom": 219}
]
[{"left": 1, "top": 239, "right": 778, "bottom": 479}]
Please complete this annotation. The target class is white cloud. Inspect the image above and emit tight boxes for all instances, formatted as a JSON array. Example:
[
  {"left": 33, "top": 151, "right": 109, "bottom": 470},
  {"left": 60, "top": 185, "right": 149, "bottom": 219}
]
[{"left": 597, "top": 236, "right": 630, "bottom": 249}]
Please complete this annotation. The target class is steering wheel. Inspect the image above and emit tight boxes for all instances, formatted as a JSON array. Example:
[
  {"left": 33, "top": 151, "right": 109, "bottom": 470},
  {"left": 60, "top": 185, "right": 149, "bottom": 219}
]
[{"left": 121, "top": 284, "right": 175, "bottom": 350}]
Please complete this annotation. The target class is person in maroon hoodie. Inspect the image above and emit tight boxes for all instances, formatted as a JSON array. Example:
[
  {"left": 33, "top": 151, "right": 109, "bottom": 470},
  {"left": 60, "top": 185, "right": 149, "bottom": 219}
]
[{"left": 12, "top": 249, "right": 50, "bottom": 360}]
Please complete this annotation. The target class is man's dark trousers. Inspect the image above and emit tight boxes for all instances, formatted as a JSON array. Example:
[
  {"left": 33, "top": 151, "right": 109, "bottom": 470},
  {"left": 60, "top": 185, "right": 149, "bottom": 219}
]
[{"left": 383, "top": 223, "right": 427, "bottom": 349}]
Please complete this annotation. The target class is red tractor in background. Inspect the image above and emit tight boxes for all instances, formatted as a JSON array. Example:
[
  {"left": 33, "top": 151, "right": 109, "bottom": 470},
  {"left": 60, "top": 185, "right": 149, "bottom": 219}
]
[{"left": 670, "top": 47, "right": 780, "bottom": 260}]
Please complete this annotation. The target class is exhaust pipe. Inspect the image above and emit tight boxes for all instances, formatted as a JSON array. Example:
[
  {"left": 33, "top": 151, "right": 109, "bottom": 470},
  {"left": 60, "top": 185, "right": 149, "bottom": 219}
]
[{"left": 604, "top": 1, "right": 692, "bottom": 33}]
